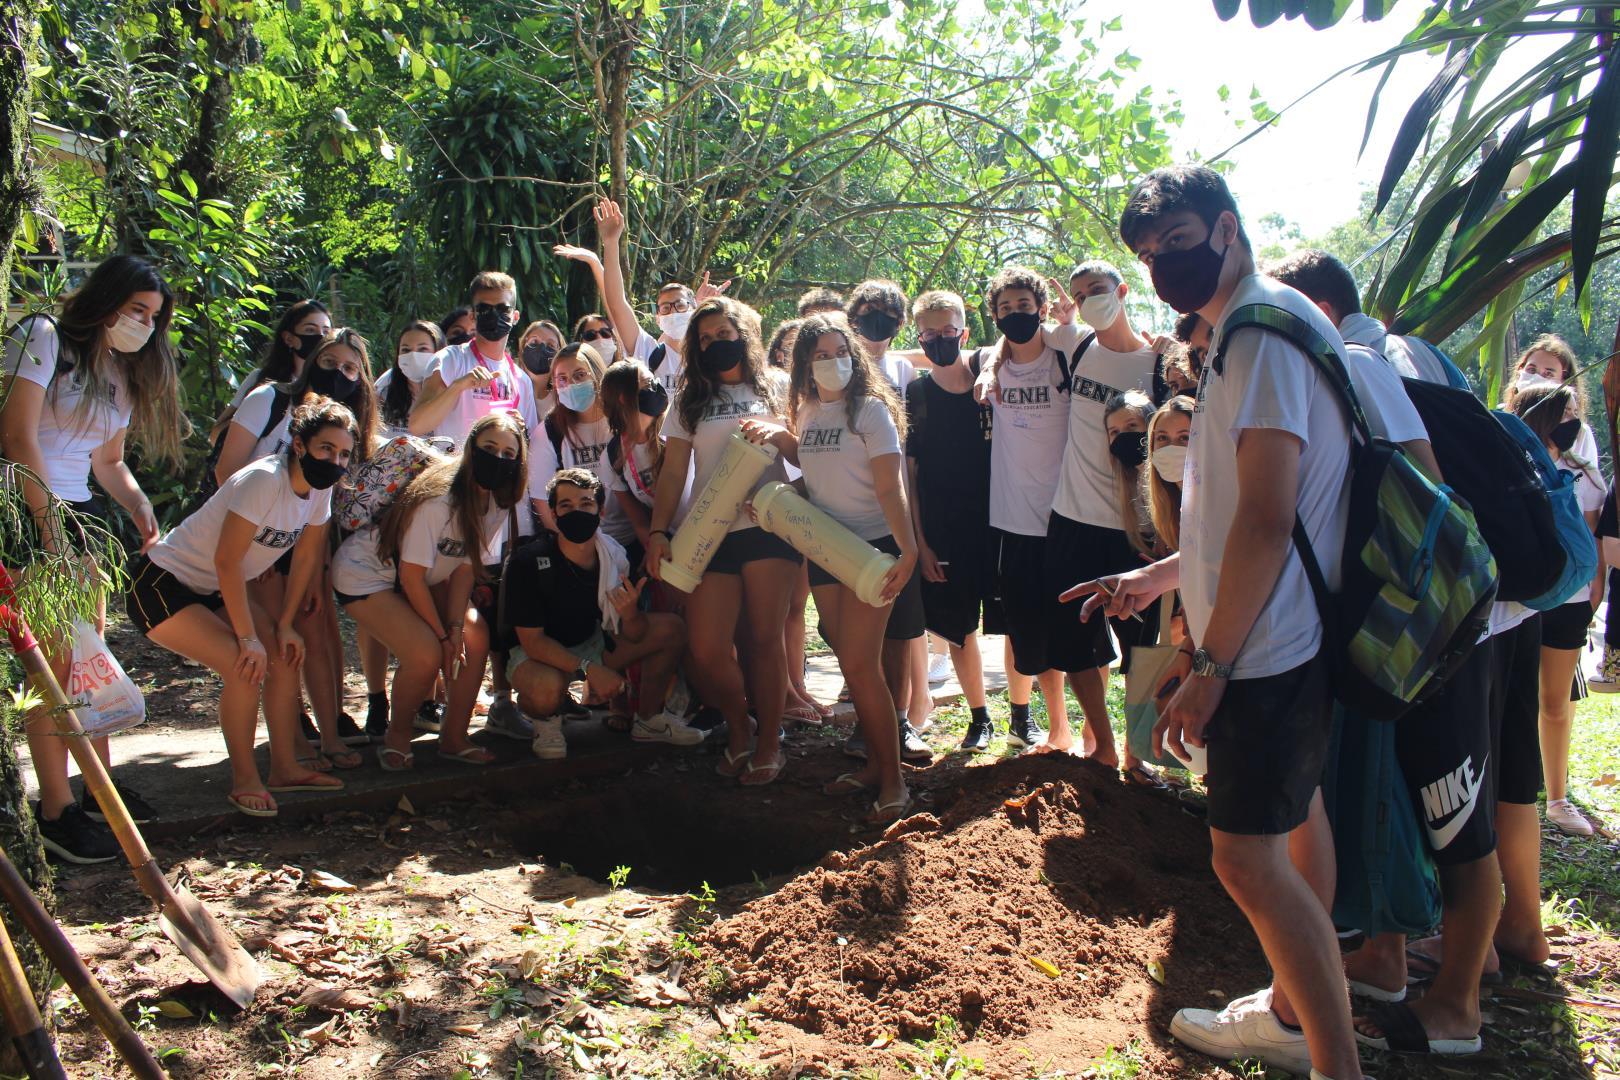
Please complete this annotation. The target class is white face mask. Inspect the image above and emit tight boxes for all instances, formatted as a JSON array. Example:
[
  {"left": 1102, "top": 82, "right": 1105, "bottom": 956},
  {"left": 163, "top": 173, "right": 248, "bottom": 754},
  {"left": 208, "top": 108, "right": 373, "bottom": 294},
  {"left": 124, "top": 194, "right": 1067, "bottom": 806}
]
[
  {"left": 397, "top": 347, "right": 436, "bottom": 383},
  {"left": 657, "top": 310, "right": 692, "bottom": 342},
  {"left": 593, "top": 338, "right": 618, "bottom": 363},
  {"left": 1152, "top": 443, "right": 1188, "bottom": 483},
  {"left": 1516, "top": 369, "right": 1558, "bottom": 391},
  {"left": 107, "top": 311, "right": 154, "bottom": 353},
  {"left": 1079, "top": 290, "right": 1122, "bottom": 331},
  {"left": 813, "top": 355, "right": 853, "bottom": 392}
]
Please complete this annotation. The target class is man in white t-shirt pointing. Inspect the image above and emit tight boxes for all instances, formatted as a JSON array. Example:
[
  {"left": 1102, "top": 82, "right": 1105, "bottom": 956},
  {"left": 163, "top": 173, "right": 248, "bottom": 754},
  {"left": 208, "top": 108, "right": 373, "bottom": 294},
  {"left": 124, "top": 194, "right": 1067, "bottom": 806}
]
[{"left": 409, "top": 271, "right": 540, "bottom": 444}]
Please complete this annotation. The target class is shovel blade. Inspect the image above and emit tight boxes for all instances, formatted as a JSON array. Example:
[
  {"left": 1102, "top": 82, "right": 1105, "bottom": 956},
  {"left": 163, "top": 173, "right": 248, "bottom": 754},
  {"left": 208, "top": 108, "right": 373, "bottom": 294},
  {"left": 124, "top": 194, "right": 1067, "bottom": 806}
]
[{"left": 157, "top": 887, "right": 261, "bottom": 1009}]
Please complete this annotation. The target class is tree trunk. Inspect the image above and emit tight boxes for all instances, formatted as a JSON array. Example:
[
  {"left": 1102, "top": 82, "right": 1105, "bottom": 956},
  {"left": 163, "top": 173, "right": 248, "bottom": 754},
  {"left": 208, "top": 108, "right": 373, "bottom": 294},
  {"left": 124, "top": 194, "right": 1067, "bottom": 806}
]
[
  {"left": 0, "top": 0, "right": 61, "bottom": 1051},
  {"left": 173, "top": 8, "right": 250, "bottom": 202},
  {"left": 601, "top": 0, "right": 635, "bottom": 291}
]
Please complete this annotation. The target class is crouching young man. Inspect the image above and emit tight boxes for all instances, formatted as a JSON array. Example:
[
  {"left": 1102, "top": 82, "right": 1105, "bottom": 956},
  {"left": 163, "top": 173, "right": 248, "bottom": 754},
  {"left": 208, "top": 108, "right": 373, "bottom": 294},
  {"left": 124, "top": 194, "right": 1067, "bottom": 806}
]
[
  {"left": 502, "top": 468, "right": 703, "bottom": 759},
  {"left": 1066, "top": 165, "right": 1363, "bottom": 1080}
]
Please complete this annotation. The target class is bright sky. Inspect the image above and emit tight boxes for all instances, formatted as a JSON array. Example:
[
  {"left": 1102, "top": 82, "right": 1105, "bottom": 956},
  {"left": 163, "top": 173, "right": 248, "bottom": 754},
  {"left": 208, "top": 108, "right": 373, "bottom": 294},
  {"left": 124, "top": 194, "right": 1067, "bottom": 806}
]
[{"left": 1084, "top": 0, "right": 1444, "bottom": 238}]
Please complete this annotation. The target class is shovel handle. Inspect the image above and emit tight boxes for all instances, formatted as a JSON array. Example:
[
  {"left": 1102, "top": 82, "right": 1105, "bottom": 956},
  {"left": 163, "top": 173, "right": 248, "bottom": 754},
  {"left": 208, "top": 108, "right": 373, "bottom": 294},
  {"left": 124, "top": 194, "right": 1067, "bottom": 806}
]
[
  {"left": 0, "top": 849, "right": 166, "bottom": 1080},
  {"left": 0, "top": 915, "right": 67, "bottom": 1080}
]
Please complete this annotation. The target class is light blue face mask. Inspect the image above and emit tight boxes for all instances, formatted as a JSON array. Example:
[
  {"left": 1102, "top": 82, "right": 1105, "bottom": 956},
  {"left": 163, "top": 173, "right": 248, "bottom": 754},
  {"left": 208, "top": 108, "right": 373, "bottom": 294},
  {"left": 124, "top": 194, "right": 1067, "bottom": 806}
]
[{"left": 559, "top": 381, "right": 597, "bottom": 412}]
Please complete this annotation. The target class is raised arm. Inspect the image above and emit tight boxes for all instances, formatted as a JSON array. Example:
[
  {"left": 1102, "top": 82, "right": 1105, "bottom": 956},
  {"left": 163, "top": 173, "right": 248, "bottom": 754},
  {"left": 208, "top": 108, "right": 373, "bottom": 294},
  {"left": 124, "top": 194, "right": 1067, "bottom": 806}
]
[{"left": 594, "top": 199, "right": 643, "bottom": 349}]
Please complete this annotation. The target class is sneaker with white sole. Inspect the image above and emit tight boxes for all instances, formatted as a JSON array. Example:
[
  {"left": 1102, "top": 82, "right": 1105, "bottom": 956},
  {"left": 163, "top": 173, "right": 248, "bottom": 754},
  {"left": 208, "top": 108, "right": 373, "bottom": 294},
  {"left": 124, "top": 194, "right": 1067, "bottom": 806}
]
[
  {"left": 927, "top": 651, "right": 952, "bottom": 683},
  {"left": 1546, "top": 798, "right": 1594, "bottom": 836},
  {"left": 530, "top": 716, "right": 567, "bottom": 760},
  {"left": 1169, "top": 988, "right": 1312, "bottom": 1076},
  {"left": 484, "top": 699, "right": 534, "bottom": 741},
  {"left": 632, "top": 712, "right": 705, "bottom": 746}
]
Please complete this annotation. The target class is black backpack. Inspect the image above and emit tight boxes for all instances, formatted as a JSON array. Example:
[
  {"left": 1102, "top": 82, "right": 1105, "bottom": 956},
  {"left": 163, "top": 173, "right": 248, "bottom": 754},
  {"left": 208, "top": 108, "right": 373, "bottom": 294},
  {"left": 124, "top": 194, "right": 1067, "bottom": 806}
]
[{"left": 1399, "top": 377, "right": 1566, "bottom": 604}]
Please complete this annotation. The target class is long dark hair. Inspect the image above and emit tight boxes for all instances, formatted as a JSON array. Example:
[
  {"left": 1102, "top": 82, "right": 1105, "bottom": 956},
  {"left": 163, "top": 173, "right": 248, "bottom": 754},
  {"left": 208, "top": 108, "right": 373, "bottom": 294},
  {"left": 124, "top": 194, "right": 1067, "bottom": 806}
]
[
  {"left": 786, "top": 312, "right": 904, "bottom": 442},
  {"left": 256, "top": 299, "right": 329, "bottom": 389},
  {"left": 600, "top": 359, "right": 666, "bottom": 483},
  {"left": 37, "top": 254, "right": 189, "bottom": 466},
  {"left": 382, "top": 320, "right": 444, "bottom": 429},
  {"left": 378, "top": 412, "right": 528, "bottom": 582},
  {"left": 675, "top": 297, "right": 781, "bottom": 438},
  {"left": 282, "top": 329, "right": 379, "bottom": 464}
]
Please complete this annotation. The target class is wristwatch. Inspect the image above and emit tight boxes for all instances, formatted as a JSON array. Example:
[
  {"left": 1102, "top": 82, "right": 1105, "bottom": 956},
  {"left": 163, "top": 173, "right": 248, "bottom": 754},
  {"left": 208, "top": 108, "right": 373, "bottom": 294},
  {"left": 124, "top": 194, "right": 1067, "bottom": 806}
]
[{"left": 1189, "top": 648, "right": 1234, "bottom": 680}]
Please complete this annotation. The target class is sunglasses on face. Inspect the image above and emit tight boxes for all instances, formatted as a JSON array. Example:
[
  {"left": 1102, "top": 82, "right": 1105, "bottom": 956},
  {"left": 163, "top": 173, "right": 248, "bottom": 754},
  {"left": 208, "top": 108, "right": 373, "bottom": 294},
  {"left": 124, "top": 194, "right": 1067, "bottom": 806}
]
[
  {"left": 474, "top": 302, "right": 514, "bottom": 316},
  {"left": 579, "top": 328, "right": 614, "bottom": 342}
]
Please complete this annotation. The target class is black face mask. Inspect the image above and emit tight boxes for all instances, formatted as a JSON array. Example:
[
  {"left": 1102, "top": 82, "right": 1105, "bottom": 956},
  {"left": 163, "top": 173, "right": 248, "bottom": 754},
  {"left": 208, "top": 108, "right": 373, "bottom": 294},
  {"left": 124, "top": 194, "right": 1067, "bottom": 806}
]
[
  {"left": 447, "top": 330, "right": 472, "bottom": 347},
  {"left": 471, "top": 445, "right": 521, "bottom": 491},
  {"left": 854, "top": 310, "right": 901, "bottom": 343},
  {"left": 555, "top": 509, "right": 601, "bottom": 544},
  {"left": 995, "top": 311, "right": 1041, "bottom": 345},
  {"left": 522, "top": 341, "right": 557, "bottom": 375},
  {"left": 293, "top": 331, "right": 324, "bottom": 360},
  {"left": 922, "top": 335, "right": 961, "bottom": 367},
  {"left": 1109, "top": 430, "right": 1148, "bottom": 468},
  {"left": 1550, "top": 418, "right": 1582, "bottom": 454},
  {"left": 299, "top": 452, "right": 346, "bottom": 490},
  {"left": 1150, "top": 233, "right": 1228, "bottom": 314},
  {"left": 308, "top": 364, "right": 360, "bottom": 402},
  {"left": 699, "top": 337, "right": 747, "bottom": 375},
  {"left": 638, "top": 383, "right": 669, "bottom": 417},
  {"left": 475, "top": 307, "right": 515, "bottom": 343}
]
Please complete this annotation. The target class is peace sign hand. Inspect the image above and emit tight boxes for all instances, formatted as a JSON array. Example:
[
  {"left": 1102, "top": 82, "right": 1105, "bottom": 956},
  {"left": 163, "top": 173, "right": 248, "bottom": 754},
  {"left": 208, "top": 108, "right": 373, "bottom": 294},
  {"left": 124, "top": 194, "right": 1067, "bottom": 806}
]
[
  {"left": 1047, "top": 277, "right": 1077, "bottom": 325},
  {"left": 608, "top": 576, "right": 645, "bottom": 618},
  {"left": 694, "top": 271, "right": 732, "bottom": 304}
]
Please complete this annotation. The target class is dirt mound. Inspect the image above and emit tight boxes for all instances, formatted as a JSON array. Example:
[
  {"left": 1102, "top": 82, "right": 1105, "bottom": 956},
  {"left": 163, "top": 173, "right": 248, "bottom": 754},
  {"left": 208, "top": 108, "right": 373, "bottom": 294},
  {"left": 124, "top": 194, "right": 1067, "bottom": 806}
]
[{"left": 703, "top": 755, "right": 1268, "bottom": 1075}]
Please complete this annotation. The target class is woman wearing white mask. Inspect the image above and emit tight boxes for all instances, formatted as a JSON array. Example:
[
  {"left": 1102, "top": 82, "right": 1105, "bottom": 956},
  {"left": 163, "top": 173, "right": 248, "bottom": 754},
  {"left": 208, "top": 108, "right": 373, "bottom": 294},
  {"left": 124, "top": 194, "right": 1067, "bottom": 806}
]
[
  {"left": 378, "top": 320, "right": 446, "bottom": 437},
  {"left": 1143, "top": 394, "right": 1193, "bottom": 556},
  {"left": 742, "top": 311, "right": 920, "bottom": 821},
  {"left": 1, "top": 255, "right": 187, "bottom": 862}
]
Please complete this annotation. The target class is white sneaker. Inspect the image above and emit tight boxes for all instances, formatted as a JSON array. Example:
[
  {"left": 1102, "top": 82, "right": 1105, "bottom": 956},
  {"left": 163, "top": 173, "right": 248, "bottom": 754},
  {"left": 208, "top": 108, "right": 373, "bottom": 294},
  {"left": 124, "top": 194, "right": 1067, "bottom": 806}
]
[
  {"left": 664, "top": 674, "right": 694, "bottom": 718},
  {"left": 1169, "top": 987, "right": 1312, "bottom": 1076},
  {"left": 530, "top": 716, "right": 567, "bottom": 760},
  {"left": 632, "top": 711, "right": 705, "bottom": 747},
  {"left": 1546, "top": 798, "right": 1594, "bottom": 836},
  {"left": 927, "top": 651, "right": 952, "bottom": 683}
]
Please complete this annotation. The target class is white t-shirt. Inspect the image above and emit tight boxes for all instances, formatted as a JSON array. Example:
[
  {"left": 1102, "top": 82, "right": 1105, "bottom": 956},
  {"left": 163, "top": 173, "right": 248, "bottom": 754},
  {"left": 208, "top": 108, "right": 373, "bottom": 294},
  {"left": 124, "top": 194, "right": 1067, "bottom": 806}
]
[
  {"left": 149, "top": 455, "right": 331, "bottom": 593},
  {"left": 1344, "top": 343, "right": 1428, "bottom": 446},
  {"left": 665, "top": 383, "right": 785, "bottom": 532},
  {"left": 1337, "top": 313, "right": 1453, "bottom": 386},
  {"left": 878, "top": 352, "right": 915, "bottom": 394},
  {"left": 633, "top": 328, "right": 686, "bottom": 395},
  {"left": 424, "top": 341, "right": 540, "bottom": 444},
  {"left": 605, "top": 437, "right": 663, "bottom": 509},
  {"left": 331, "top": 490, "right": 507, "bottom": 598},
  {"left": 3, "top": 318, "right": 131, "bottom": 503},
  {"left": 531, "top": 414, "right": 633, "bottom": 545},
  {"left": 985, "top": 342, "right": 1072, "bottom": 536},
  {"left": 795, "top": 396, "right": 902, "bottom": 540},
  {"left": 231, "top": 382, "right": 292, "bottom": 463},
  {"left": 1182, "top": 274, "right": 1353, "bottom": 680},
  {"left": 1558, "top": 456, "right": 1606, "bottom": 608},
  {"left": 1045, "top": 326, "right": 1156, "bottom": 529}
]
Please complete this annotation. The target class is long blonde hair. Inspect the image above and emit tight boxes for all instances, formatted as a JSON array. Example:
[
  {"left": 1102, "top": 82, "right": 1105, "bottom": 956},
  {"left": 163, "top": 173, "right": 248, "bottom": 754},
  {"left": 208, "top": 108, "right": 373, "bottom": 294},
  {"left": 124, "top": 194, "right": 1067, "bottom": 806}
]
[
  {"left": 546, "top": 342, "right": 607, "bottom": 451},
  {"left": 1104, "top": 391, "right": 1156, "bottom": 556},
  {"left": 1143, "top": 395, "right": 1194, "bottom": 553}
]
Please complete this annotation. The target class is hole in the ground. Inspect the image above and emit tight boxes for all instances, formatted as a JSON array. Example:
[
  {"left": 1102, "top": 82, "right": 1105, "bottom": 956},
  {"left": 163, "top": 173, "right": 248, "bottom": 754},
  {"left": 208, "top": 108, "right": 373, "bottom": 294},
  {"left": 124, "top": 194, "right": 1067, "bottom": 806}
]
[{"left": 510, "top": 782, "right": 850, "bottom": 893}]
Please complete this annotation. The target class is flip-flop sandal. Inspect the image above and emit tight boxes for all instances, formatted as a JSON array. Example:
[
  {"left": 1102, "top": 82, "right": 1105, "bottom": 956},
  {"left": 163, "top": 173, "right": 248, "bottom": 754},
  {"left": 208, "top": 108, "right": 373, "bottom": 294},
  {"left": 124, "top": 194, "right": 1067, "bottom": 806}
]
[
  {"left": 716, "top": 745, "right": 752, "bottom": 777},
  {"left": 296, "top": 754, "right": 334, "bottom": 773},
  {"left": 822, "top": 772, "right": 871, "bottom": 796},
  {"left": 1405, "top": 946, "right": 1503, "bottom": 987},
  {"left": 1348, "top": 977, "right": 1407, "bottom": 1003},
  {"left": 602, "top": 712, "right": 634, "bottom": 734},
  {"left": 378, "top": 746, "right": 414, "bottom": 772},
  {"left": 1353, "top": 1000, "right": 1483, "bottom": 1056},
  {"left": 739, "top": 753, "right": 785, "bottom": 787},
  {"left": 864, "top": 792, "right": 912, "bottom": 826},
  {"left": 784, "top": 704, "right": 821, "bottom": 725},
  {"left": 1123, "top": 764, "right": 1168, "bottom": 789},
  {"left": 267, "top": 773, "right": 344, "bottom": 793},
  {"left": 320, "top": 749, "right": 364, "bottom": 770},
  {"left": 440, "top": 746, "right": 496, "bottom": 766},
  {"left": 228, "top": 791, "right": 278, "bottom": 818}
]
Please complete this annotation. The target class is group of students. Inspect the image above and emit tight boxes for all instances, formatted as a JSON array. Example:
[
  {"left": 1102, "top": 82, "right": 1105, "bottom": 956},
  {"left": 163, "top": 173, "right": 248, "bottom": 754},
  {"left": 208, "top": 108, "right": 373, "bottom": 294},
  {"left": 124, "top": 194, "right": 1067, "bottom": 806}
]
[{"left": 3, "top": 162, "right": 1610, "bottom": 1078}]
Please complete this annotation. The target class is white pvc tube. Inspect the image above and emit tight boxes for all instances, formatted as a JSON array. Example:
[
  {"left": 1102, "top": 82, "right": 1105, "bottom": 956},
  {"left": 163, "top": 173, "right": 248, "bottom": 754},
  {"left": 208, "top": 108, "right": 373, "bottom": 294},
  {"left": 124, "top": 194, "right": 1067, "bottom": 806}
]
[
  {"left": 659, "top": 431, "right": 779, "bottom": 593},
  {"left": 751, "top": 481, "right": 896, "bottom": 608}
]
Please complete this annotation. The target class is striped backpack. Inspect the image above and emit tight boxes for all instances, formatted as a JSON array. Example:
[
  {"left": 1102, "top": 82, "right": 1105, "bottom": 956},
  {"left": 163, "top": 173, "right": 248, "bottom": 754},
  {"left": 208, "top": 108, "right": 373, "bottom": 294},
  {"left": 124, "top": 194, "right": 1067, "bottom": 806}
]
[{"left": 1215, "top": 304, "right": 1498, "bottom": 722}]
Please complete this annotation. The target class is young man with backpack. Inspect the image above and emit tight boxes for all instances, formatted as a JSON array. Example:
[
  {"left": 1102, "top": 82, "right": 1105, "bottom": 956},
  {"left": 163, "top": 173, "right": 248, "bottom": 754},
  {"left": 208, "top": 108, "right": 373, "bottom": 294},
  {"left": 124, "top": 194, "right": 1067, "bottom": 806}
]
[
  {"left": 1042, "top": 261, "right": 1160, "bottom": 777},
  {"left": 1074, "top": 166, "right": 1363, "bottom": 1080},
  {"left": 1273, "top": 250, "right": 1499, "bottom": 1060}
]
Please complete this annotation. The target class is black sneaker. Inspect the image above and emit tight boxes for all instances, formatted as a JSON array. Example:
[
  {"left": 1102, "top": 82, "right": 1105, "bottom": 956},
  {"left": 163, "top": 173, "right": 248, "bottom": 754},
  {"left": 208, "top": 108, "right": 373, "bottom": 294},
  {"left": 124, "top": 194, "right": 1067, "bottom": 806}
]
[
  {"left": 899, "top": 722, "right": 933, "bottom": 763},
  {"left": 843, "top": 727, "right": 868, "bottom": 759},
  {"left": 36, "top": 803, "right": 119, "bottom": 864},
  {"left": 299, "top": 710, "right": 319, "bottom": 741},
  {"left": 364, "top": 696, "right": 390, "bottom": 740},
  {"left": 960, "top": 714, "right": 994, "bottom": 752},
  {"left": 336, "top": 711, "right": 368, "bottom": 746},
  {"left": 414, "top": 701, "right": 443, "bottom": 734},
  {"left": 1007, "top": 712, "right": 1044, "bottom": 750},
  {"left": 80, "top": 782, "right": 157, "bottom": 825}
]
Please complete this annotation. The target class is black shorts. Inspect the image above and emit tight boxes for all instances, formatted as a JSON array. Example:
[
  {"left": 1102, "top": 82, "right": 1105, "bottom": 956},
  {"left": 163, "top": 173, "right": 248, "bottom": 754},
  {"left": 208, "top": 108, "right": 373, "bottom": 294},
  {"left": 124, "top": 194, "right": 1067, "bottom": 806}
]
[
  {"left": 920, "top": 516, "right": 1005, "bottom": 646},
  {"left": 1539, "top": 600, "right": 1593, "bottom": 651},
  {"left": 1395, "top": 638, "right": 1496, "bottom": 866},
  {"left": 125, "top": 556, "right": 225, "bottom": 635},
  {"left": 808, "top": 534, "right": 924, "bottom": 640},
  {"left": 1043, "top": 513, "right": 1145, "bottom": 673},
  {"left": 993, "top": 528, "right": 1055, "bottom": 676},
  {"left": 707, "top": 526, "right": 802, "bottom": 574},
  {"left": 1205, "top": 653, "right": 1333, "bottom": 836},
  {"left": 1491, "top": 614, "right": 1544, "bottom": 805}
]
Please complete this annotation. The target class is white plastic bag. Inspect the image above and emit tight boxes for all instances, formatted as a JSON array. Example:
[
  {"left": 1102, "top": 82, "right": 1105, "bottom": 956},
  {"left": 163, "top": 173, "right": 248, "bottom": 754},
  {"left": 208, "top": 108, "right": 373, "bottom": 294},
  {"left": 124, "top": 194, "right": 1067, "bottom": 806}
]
[{"left": 67, "top": 621, "right": 145, "bottom": 735}]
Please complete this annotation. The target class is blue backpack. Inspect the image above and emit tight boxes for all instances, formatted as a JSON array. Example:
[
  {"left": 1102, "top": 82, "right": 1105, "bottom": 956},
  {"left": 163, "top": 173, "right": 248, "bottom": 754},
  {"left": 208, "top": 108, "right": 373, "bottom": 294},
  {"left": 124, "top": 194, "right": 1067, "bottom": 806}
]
[{"left": 1491, "top": 409, "right": 1598, "bottom": 610}]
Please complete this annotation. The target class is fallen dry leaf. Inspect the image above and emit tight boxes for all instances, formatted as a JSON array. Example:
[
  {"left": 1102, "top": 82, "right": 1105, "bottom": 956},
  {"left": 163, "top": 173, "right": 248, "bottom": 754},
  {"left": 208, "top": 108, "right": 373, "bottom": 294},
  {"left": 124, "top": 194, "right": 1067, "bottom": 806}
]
[
  {"left": 301, "top": 1016, "right": 339, "bottom": 1045},
  {"left": 1147, "top": 959, "right": 1166, "bottom": 985},
  {"left": 296, "top": 985, "right": 375, "bottom": 1012},
  {"left": 155, "top": 1000, "right": 194, "bottom": 1020},
  {"left": 309, "top": 870, "right": 356, "bottom": 893},
  {"left": 397, "top": 795, "right": 416, "bottom": 815},
  {"left": 447, "top": 1022, "right": 484, "bottom": 1036}
]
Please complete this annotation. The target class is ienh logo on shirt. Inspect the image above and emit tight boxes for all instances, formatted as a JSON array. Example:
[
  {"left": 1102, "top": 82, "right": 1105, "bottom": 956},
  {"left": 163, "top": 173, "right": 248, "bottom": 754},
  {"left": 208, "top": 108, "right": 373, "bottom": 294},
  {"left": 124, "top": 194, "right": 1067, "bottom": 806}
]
[
  {"left": 252, "top": 525, "right": 304, "bottom": 550},
  {"left": 799, "top": 428, "right": 843, "bottom": 448}
]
